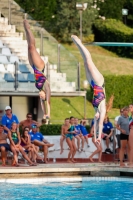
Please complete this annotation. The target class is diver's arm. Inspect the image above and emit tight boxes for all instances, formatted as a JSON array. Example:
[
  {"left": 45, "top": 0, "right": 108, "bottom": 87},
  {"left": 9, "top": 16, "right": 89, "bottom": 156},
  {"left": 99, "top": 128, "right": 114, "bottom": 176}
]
[
  {"left": 44, "top": 81, "right": 51, "bottom": 118},
  {"left": 40, "top": 98, "right": 46, "bottom": 114}
]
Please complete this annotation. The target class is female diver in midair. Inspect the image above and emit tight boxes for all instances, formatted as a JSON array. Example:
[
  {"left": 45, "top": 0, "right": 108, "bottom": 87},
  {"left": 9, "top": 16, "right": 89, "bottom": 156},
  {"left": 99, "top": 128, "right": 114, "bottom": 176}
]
[
  {"left": 71, "top": 35, "right": 106, "bottom": 144},
  {"left": 23, "top": 20, "right": 50, "bottom": 119}
]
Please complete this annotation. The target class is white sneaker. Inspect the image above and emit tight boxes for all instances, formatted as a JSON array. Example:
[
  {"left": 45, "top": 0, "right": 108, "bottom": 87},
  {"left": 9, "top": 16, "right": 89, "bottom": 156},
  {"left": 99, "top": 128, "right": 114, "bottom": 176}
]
[
  {"left": 81, "top": 148, "right": 85, "bottom": 152},
  {"left": 78, "top": 148, "right": 81, "bottom": 152}
]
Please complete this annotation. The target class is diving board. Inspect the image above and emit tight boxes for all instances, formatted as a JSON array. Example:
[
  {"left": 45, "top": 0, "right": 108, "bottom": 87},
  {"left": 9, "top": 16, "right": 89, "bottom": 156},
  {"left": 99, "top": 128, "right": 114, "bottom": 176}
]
[{"left": 85, "top": 42, "right": 133, "bottom": 47}]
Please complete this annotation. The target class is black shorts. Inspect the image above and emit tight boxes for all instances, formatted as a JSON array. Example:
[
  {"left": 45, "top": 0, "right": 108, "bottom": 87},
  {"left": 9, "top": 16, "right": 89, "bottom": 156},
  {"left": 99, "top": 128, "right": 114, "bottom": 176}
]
[
  {"left": 120, "top": 133, "right": 129, "bottom": 140},
  {"left": 0, "top": 143, "right": 11, "bottom": 151},
  {"left": 103, "top": 136, "right": 112, "bottom": 142}
]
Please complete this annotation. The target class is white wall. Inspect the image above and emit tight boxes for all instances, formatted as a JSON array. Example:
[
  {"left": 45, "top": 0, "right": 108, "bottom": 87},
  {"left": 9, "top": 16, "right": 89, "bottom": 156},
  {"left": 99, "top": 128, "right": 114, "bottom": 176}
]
[{"left": 12, "top": 96, "right": 29, "bottom": 121}]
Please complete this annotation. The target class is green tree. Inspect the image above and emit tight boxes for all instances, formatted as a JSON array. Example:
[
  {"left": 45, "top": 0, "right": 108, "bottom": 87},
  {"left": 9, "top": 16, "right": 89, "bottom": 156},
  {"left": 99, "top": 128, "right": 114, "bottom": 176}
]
[
  {"left": 50, "top": 0, "right": 97, "bottom": 43},
  {"left": 97, "top": 0, "right": 126, "bottom": 20},
  {"left": 15, "top": 0, "right": 57, "bottom": 22},
  {"left": 15, "top": 0, "right": 98, "bottom": 42},
  {"left": 97, "top": 0, "right": 133, "bottom": 27},
  {"left": 123, "top": 0, "right": 133, "bottom": 27}
]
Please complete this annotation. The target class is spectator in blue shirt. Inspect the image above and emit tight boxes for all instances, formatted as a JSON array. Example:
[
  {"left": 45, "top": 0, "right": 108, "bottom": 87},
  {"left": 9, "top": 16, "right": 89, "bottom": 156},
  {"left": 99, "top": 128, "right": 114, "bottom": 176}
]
[
  {"left": 80, "top": 120, "right": 90, "bottom": 147},
  {"left": 29, "top": 124, "right": 54, "bottom": 163},
  {"left": 74, "top": 118, "right": 84, "bottom": 152},
  {"left": 102, "top": 116, "right": 114, "bottom": 154},
  {"left": 2, "top": 106, "right": 19, "bottom": 134}
]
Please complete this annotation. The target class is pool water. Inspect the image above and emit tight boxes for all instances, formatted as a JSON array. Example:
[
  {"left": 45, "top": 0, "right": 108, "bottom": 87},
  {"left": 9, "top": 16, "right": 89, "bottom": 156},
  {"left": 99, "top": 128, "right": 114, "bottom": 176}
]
[{"left": 1, "top": 180, "right": 133, "bottom": 200}]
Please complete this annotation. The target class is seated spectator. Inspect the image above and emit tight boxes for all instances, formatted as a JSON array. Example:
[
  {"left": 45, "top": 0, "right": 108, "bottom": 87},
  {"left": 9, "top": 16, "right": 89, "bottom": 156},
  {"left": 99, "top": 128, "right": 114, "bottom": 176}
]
[
  {"left": 60, "top": 118, "right": 69, "bottom": 154},
  {"left": 0, "top": 124, "right": 11, "bottom": 166},
  {"left": 74, "top": 118, "right": 84, "bottom": 152},
  {"left": 2, "top": 106, "right": 19, "bottom": 134},
  {"left": 102, "top": 116, "right": 114, "bottom": 154},
  {"left": 21, "top": 129, "right": 40, "bottom": 163},
  {"left": 29, "top": 124, "right": 54, "bottom": 163},
  {"left": 80, "top": 120, "right": 90, "bottom": 147},
  {"left": 23, "top": 126, "right": 43, "bottom": 162},
  {"left": 19, "top": 113, "right": 41, "bottom": 131},
  {"left": 8, "top": 122, "right": 36, "bottom": 166}
]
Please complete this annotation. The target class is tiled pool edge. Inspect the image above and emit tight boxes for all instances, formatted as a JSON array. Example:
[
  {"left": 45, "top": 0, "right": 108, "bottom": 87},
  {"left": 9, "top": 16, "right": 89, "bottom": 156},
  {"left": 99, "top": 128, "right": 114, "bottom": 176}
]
[
  {"left": 0, "top": 176, "right": 133, "bottom": 184},
  {"left": 0, "top": 163, "right": 133, "bottom": 181}
]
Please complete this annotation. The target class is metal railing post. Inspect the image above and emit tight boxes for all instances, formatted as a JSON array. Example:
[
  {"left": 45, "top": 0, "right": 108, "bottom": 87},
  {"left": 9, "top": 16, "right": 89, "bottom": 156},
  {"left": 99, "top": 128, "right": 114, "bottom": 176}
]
[
  {"left": 84, "top": 91, "right": 86, "bottom": 119},
  {"left": 79, "top": 10, "right": 82, "bottom": 41},
  {"left": 24, "top": 13, "right": 27, "bottom": 20},
  {"left": 8, "top": 0, "right": 11, "bottom": 25},
  {"left": 14, "top": 61, "right": 18, "bottom": 90},
  {"left": 77, "top": 62, "right": 80, "bottom": 91},
  {"left": 40, "top": 28, "right": 43, "bottom": 56},
  {"left": 57, "top": 44, "right": 60, "bottom": 72}
]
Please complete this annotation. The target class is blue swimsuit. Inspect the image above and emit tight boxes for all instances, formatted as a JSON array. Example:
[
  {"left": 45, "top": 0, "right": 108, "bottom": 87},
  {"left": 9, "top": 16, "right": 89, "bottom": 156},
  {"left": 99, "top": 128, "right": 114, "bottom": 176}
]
[{"left": 66, "top": 125, "right": 75, "bottom": 140}]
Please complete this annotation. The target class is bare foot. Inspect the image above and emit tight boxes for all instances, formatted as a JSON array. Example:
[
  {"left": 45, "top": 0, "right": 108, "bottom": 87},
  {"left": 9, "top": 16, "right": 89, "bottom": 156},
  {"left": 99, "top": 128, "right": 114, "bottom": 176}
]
[
  {"left": 67, "top": 159, "right": 73, "bottom": 163},
  {"left": 44, "top": 160, "right": 48, "bottom": 164},
  {"left": 120, "top": 163, "right": 125, "bottom": 167},
  {"left": 127, "top": 163, "right": 133, "bottom": 167},
  {"left": 71, "top": 35, "right": 81, "bottom": 45},
  {"left": 89, "top": 157, "right": 94, "bottom": 162},
  {"left": 71, "top": 159, "right": 76, "bottom": 163},
  {"left": 98, "top": 160, "right": 103, "bottom": 163},
  {"left": 60, "top": 149, "right": 63, "bottom": 154},
  {"left": 47, "top": 144, "right": 54, "bottom": 147},
  {"left": 23, "top": 19, "right": 30, "bottom": 29},
  {"left": 2, "top": 163, "right": 6, "bottom": 167}
]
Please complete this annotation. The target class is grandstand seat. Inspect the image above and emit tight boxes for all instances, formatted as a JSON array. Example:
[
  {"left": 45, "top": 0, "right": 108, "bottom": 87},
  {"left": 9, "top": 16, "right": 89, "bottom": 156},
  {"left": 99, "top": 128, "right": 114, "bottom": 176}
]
[
  {"left": 7, "top": 64, "right": 15, "bottom": 73},
  {"left": 0, "top": 82, "right": 14, "bottom": 91},
  {"left": 4, "top": 73, "right": 14, "bottom": 82},
  {"left": 18, "top": 74, "right": 28, "bottom": 82},
  {"left": 18, "top": 64, "right": 30, "bottom": 73},
  {"left": 0, "top": 74, "right": 5, "bottom": 82},
  {"left": 2, "top": 48, "right": 12, "bottom": 56},
  {"left": 0, "top": 56, "right": 9, "bottom": 64},
  {"left": 9, "top": 56, "right": 21, "bottom": 64},
  {"left": 0, "top": 64, "right": 7, "bottom": 73},
  {"left": 27, "top": 74, "right": 35, "bottom": 82}
]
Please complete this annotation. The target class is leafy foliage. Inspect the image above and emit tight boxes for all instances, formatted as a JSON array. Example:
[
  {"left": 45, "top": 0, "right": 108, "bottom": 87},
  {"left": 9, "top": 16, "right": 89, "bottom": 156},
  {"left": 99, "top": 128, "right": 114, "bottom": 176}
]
[
  {"left": 97, "top": 0, "right": 133, "bottom": 28},
  {"left": 93, "top": 19, "right": 133, "bottom": 58},
  {"left": 87, "top": 75, "right": 133, "bottom": 108},
  {"left": 40, "top": 124, "right": 62, "bottom": 135},
  {"left": 51, "top": 0, "right": 97, "bottom": 43},
  {"left": 97, "top": 0, "right": 126, "bottom": 20},
  {"left": 40, "top": 124, "right": 90, "bottom": 135},
  {"left": 15, "top": 0, "right": 98, "bottom": 43}
]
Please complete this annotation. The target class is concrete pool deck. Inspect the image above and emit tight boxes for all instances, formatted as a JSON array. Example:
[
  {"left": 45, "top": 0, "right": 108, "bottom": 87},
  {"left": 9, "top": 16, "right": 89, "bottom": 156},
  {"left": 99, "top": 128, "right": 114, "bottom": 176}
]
[{"left": 0, "top": 162, "right": 133, "bottom": 178}]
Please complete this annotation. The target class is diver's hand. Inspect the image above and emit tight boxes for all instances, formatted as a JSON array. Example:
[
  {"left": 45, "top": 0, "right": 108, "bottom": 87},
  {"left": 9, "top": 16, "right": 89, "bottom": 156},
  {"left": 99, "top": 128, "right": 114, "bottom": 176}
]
[{"left": 43, "top": 114, "right": 50, "bottom": 119}]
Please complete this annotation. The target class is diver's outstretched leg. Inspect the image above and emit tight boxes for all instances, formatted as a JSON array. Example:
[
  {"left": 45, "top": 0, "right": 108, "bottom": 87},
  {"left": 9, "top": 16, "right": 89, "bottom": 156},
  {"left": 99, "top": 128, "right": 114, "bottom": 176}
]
[
  {"left": 23, "top": 19, "right": 44, "bottom": 71},
  {"left": 71, "top": 35, "right": 104, "bottom": 86}
]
